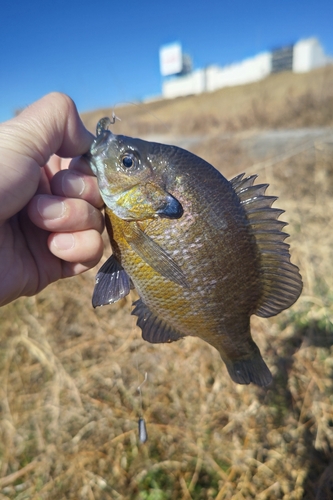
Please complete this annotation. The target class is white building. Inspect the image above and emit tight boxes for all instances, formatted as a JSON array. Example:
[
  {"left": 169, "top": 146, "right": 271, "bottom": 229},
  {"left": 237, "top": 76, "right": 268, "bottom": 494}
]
[
  {"left": 162, "top": 38, "right": 331, "bottom": 99},
  {"left": 293, "top": 38, "right": 329, "bottom": 73},
  {"left": 205, "top": 52, "right": 272, "bottom": 92}
]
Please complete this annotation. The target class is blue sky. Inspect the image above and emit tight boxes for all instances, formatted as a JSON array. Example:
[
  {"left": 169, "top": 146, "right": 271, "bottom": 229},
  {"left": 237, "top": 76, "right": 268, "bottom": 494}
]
[{"left": 1, "top": 0, "right": 332, "bottom": 123}]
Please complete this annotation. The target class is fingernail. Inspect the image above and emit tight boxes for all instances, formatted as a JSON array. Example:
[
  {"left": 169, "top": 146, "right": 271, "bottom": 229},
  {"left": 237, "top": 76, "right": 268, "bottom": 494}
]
[
  {"left": 53, "top": 233, "right": 75, "bottom": 250},
  {"left": 62, "top": 172, "right": 85, "bottom": 197},
  {"left": 37, "top": 196, "right": 65, "bottom": 220}
]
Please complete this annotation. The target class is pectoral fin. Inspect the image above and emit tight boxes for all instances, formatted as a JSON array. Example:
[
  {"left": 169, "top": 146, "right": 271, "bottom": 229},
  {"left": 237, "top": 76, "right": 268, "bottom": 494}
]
[
  {"left": 92, "top": 255, "right": 132, "bottom": 307},
  {"left": 132, "top": 299, "right": 184, "bottom": 343},
  {"left": 124, "top": 223, "right": 188, "bottom": 288}
]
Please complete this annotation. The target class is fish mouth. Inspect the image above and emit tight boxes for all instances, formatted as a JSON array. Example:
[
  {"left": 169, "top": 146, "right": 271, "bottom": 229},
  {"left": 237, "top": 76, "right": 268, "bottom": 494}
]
[
  {"left": 90, "top": 129, "right": 116, "bottom": 157},
  {"left": 85, "top": 129, "right": 116, "bottom": 177}
]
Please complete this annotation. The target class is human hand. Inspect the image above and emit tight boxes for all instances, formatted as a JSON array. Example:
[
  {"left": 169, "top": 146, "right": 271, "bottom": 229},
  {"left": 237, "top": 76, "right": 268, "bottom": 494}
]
[{"left": 0, "top": 92, "right": 104, "bottom": 306}]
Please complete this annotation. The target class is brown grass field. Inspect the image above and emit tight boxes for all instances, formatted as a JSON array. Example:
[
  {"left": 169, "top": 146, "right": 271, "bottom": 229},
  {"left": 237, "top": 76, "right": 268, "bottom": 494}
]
[{"left": 1, "top": 66, "right": 333, "bottom": 499}]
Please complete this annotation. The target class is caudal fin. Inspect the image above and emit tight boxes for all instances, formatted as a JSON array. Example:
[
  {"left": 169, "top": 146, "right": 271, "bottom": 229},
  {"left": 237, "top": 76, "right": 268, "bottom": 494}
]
[{"left": 225, "top": 354, "right": 272, "bottom": 387}]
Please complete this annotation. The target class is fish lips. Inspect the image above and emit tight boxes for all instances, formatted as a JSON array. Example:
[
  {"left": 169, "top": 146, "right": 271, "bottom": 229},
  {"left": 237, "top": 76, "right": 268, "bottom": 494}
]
[
  {"left": 86, "top": 130, "right": 116, "bottom": 174},
  {"left": 91, "top": 129, "right": 115, "bottom": 155}
]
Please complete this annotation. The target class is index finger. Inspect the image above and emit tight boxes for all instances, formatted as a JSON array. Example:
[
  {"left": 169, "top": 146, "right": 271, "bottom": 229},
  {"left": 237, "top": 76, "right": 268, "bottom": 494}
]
[
  {"left": 0, "top": 93, "right": 94, "bottom": 221},
  {"left": 50, "top": 169, "right": 104, "bottom": 208}
]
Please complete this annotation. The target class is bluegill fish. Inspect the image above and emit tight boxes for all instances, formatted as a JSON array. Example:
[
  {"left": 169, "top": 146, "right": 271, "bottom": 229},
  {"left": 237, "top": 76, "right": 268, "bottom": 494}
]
[{"left": 87, "top": 117, "right": 302, "bottom": 387}]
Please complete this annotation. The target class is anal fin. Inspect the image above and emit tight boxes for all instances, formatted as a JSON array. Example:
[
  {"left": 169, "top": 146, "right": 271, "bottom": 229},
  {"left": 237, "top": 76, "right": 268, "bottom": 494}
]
[
  {"left": 132, "top": 299, "right": 184, "bottom": 344},
  {"left": 92, "top": 255, "right": 132, "bottom": 308}
]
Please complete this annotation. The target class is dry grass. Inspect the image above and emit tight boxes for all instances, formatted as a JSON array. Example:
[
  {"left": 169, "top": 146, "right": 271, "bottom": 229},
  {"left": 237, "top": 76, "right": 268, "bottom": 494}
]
[
  {"left": 1, "top": 67, "right": 333, "bottom": 499},
  {"left": 82, "top": 65, "right": 333, "bottom": 137}
]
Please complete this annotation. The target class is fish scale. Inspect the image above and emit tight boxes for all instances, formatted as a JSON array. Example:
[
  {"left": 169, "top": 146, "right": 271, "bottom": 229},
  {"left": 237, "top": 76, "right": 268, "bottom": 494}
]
[{"left": 87, "top": 118, "right": 303, "bottom": 387}]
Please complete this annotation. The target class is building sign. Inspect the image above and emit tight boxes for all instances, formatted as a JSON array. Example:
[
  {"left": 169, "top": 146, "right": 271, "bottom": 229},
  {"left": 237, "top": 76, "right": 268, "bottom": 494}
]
[{"left": 159, "top": 43, "right": 183, "bottom": 76}]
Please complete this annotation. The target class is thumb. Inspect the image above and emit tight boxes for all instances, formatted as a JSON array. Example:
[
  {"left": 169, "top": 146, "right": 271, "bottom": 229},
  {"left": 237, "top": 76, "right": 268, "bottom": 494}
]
[{"left": 0, "top": 92, "right": 94, "bottom": 222}]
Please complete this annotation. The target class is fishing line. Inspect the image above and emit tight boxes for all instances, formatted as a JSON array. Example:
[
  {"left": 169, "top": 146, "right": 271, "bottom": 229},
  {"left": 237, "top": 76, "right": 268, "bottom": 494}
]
[
  {"left": 137, "top": 372, "right": 148, "bottom": 444},
  {"left": 111, "top": 111, "right": 121, "bottom": 124},
  {"left": 110, "top": 100, "right": 169, "bottom": 132},
  {"left": 134, "top": 318, "right": 148, "bottom": 444}
]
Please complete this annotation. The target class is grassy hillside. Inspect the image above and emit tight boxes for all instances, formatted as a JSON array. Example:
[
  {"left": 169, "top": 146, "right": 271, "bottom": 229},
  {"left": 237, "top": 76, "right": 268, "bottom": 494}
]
[
  {"left": 82, "top": 65, "right": 333, "bottom": 137},
  {"left": 0, "top": 67, "right": 333, "bottom": 499}
]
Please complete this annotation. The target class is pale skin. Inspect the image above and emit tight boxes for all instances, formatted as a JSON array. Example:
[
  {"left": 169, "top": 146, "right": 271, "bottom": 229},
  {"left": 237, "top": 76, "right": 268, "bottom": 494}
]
[{"left": 0, "top": 92, "right": 105, "bottom": 306}]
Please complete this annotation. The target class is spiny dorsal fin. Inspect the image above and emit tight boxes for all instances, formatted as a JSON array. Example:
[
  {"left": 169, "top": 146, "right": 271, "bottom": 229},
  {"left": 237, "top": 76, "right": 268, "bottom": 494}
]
[
  {"left": 230, "top": 174, "right": 303, "bottom": 318},
  {"left": 132, "top": 299, "right": 184, "bottom": 343}
]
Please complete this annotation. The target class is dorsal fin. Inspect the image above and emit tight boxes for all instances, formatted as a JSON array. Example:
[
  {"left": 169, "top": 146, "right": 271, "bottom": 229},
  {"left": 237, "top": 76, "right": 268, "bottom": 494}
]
[{"left": 230, "top": 174, "right": 303, "bottom": 318}]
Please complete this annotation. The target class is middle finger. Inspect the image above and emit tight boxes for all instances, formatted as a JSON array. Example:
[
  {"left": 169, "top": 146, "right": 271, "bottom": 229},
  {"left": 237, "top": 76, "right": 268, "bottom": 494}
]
[
  {"left": 28, "top": 195, "right": 104, "bottom": 234},
  {"left": 51, "top": 168, "right": 103, "bottom": 209}
]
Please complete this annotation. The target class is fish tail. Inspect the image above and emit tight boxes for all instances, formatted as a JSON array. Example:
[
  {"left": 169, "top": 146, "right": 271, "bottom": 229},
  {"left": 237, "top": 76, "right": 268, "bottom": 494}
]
[
  {"left": 224, "top": 353, "right": 272, "bottom": 387},
  {"left": 212, "top": 320, "right": 273, "bottom": 387}
]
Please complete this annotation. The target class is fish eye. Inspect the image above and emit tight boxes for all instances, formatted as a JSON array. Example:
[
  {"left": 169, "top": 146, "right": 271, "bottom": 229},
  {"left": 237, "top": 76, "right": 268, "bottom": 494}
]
[
  {"left": 121, "top": 153, "right": 138, "bottom": 169},
  {"left": 122, "top": 155, "right": 133, "bottom": 168}
]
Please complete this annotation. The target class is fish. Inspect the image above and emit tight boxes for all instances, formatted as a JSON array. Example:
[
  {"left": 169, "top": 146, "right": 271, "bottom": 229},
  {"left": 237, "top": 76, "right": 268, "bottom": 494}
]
[{"left": 86, "top": 117, "right": 303, "bottom": 387}]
